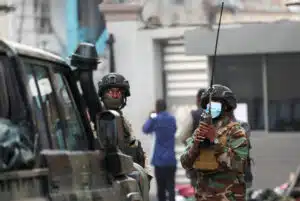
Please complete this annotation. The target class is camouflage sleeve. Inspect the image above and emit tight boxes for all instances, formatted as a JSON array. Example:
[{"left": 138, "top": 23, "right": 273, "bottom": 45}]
[
  {"left": 218, "top": 124, "right": 249, "bottom": 173},
  {"left": 240, "top": 121, "right": 252, "bottom": 149},
  {"left": 180, "top": 136, "right": 200, "bottom": 170}
]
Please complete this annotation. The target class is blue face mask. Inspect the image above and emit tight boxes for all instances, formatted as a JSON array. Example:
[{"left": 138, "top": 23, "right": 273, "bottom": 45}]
[{"left": 205, "top": 101, "right": 222, "bottom": 119}]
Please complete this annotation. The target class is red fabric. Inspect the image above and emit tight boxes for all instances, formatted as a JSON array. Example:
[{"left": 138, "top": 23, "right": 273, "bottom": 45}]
[{"left": 175, "top": 184, "right": 195, "bottom": 197}]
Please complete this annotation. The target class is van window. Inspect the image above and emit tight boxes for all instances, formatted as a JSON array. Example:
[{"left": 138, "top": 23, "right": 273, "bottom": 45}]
[
  {"left": 52, "top": 71, "right": 88, "bottom": 150},
  {"left": 27, "top": 64, "right": 65, "bottom": 149},
  {"left": 25, "top": 62, "right": 88, "bottom": 150}
]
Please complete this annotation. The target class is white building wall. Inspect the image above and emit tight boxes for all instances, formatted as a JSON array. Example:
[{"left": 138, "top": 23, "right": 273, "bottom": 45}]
[
  {"left": 8, "top": 0, "right": 67, "bottom": 55},
  {"left": 0, "top": 0, "right": 11, "bottom": 39},
  {"left": 46, "top": 0, "right": 67, "bottom": 55}
]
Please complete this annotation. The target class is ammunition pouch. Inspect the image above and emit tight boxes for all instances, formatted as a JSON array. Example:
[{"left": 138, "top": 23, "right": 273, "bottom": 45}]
[{"left": 193, "top": 147, "right": 219, "bottom": 170}]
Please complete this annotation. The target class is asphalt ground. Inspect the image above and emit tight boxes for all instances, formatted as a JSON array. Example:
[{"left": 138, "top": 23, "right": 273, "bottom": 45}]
[{"left": 139, "top": 132, "right": 300, "bottom": 201}]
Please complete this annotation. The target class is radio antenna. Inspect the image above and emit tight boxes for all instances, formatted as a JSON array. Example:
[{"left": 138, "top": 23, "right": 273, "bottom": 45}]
[{"left": 207, "top": 2, "right": 224, "bottom": 124}]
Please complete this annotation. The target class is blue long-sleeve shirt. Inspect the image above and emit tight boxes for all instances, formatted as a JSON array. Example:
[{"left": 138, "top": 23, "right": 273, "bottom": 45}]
[{"left": 142, "top": 111, "right": 177, "bottom": 167}]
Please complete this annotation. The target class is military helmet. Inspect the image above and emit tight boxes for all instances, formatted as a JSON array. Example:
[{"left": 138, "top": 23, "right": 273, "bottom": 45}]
[
  {"left": 201, "top": 84, "right": 237, "bottom": 111},
  {"left": 98, "top": 73, "right": 130, "bottom": 97}
]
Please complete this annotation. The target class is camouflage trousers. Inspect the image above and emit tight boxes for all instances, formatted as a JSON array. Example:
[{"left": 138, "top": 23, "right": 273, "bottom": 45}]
[{"left": 195, "top": 182, "right": 245, "bottom": 201}]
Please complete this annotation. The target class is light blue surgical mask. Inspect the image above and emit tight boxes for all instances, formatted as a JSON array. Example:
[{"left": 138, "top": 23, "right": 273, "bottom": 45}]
[{"left": 205, "top": 101, "right": 222, "bottom": 119}]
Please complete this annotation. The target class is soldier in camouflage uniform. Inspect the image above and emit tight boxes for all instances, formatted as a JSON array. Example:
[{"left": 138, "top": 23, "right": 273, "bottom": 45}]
[
  {"left": 180, "top": 84, "right": 249, "bottom": 201},
  {"left": 97, "top": 73, "right": 152, "bottom": 201},
  {"left": 97, "top": 73, "right": 147, "bottom": 168}
]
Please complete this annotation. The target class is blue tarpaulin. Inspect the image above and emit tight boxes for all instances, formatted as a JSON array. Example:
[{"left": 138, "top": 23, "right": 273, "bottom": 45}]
[{"left": 66, "top": 0, "right": 109, "bottom": 56}]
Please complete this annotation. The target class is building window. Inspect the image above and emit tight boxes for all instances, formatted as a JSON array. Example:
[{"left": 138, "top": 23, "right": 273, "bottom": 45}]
[
  {"left": 34, "top": 0, "right": 53, "bottom": 34},
  {"left": 213, "top": 55, "right": 265, "bottom": 130},
  {"left": 267, "top": 54, "right": 300, "bottom": 131}
]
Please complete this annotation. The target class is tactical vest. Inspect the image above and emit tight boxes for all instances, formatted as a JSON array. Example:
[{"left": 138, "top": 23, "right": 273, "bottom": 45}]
[{"left": 193, "top": 122, "right": 240, "bottom": 171}]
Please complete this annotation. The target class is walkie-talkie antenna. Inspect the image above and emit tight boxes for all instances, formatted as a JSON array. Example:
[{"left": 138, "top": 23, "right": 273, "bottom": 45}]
[
  {"left": 207, "top": 2, "right": 224, "bottom": 125},
  {"left": 210, "top": 2, "right": 224, "bottom": 87}
]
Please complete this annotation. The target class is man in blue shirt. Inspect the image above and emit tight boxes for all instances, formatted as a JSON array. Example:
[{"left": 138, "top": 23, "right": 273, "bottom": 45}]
[{"left": 142, "top": 99, "right": 177, "bottom": 201}]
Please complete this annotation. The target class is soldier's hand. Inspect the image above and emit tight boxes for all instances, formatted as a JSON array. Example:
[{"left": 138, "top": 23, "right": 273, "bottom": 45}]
[
  {"left": 194, "top": 122, "right": 216, "bottom": 143},
  {"left": 193, "top": 128, "right": 206, "bottom": 144}
]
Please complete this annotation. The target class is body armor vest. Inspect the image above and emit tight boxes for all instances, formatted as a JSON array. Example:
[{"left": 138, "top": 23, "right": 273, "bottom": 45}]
[{"left": 193, "top": 122, "right": 239, "bottom": 170}]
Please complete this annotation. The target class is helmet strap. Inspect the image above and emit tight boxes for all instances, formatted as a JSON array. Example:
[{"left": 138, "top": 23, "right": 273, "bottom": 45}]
[{"left": 119, "top": 97, "right": 127, "bottom": 110}]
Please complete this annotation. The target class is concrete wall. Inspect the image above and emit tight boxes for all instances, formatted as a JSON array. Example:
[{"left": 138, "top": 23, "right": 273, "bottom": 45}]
[
  {"left": 0, "top": 0, "right": 11, "bottom": 39},
  {"left": 8, "top": 0, "right": 67, "bottom": 55},
  {"left": 47, "top": 0, "right": 67, "bottom": 55}
]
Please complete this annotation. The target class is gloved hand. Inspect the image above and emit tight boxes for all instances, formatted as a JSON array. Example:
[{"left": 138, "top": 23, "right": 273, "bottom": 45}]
[{"left": 194, "top": 122, "right": 216, "bottom": 144}]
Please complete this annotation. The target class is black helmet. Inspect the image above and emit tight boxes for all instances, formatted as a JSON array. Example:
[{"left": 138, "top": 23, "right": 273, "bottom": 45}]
[
  {"left": 201, "top": 84, "right": 237, "bottom": 111},
  {"left": 98, "top": 73, "right": 130, "bottom": 98}
]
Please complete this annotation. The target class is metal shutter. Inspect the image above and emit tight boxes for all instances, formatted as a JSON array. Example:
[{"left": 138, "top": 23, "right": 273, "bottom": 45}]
[{"left": 162, "top": 38, "right": 209, "bottom": 184}]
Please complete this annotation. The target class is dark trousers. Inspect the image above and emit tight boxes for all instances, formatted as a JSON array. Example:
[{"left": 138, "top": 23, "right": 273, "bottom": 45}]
[{"left": 154, "top": 166, "right": 176, "bottom": 201}]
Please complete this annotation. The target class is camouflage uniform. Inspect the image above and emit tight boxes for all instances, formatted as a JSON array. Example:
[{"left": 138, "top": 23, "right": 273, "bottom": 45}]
[
  {"left": 97, "top": 73, "right": 151, "bottom": 171},
  {"left": 180, "top": 84, "right": 249, "bottom": 201}
]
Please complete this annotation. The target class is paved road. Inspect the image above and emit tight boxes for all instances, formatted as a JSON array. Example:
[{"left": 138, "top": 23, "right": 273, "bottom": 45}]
[
  {"left": 139, "top": 132, "right": 300, "bottom": 201},
  {"left": 250, "top": 132, "right": 300, "bottom": 189}
]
